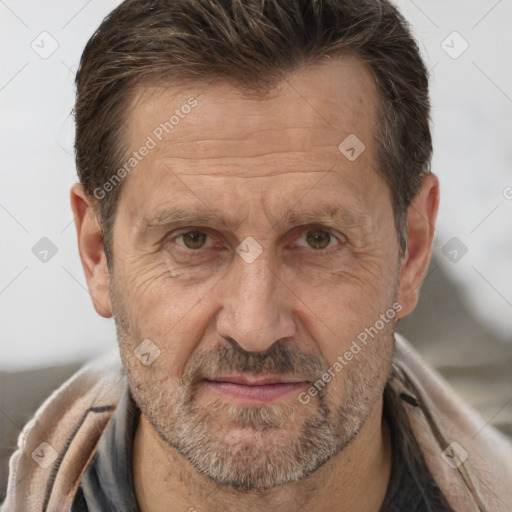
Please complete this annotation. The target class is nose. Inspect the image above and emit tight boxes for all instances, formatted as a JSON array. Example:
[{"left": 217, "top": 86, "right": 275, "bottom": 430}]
[{"left": 215, "top": 253, "right": 296, "bottom": 352}]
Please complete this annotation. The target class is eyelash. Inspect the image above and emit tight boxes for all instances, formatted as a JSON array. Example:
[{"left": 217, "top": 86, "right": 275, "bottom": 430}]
[{"left": 169, "top": 227, "right": 345, "bottom": 257}]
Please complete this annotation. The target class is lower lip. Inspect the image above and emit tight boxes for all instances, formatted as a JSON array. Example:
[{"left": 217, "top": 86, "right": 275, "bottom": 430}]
[{"left": 203, "top": 380, "right": 306, "bottom": 403}]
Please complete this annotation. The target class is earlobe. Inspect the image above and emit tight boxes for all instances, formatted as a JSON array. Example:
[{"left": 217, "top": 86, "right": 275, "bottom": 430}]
[
  {"left": 396, "top": 173, "right": 439, "bottom": 318},
  {"left": 70, "top": 183, "right": 113, "bottom": 318}
]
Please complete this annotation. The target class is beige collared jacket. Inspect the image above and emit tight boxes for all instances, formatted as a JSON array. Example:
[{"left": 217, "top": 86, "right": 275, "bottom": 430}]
[{"left": 2, "top": 335, "right": 512, "bottom": 511}]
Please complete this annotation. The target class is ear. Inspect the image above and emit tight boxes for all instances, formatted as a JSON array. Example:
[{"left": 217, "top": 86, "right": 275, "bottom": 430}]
[
  {"left": 70, "top": 183, "right": 113, "bottom": 318},
  {"left": 396, "top": 173, "right": 439, "bottom": 318}
]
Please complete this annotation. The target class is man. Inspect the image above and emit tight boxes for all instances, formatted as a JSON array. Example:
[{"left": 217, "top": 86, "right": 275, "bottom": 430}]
[{"left": 3, "top": 0, "right": 512, "bottom": 511}]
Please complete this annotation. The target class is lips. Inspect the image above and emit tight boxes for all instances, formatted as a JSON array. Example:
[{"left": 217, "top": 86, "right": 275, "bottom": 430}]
[
  {"left": 203, "top": 374, "right": 307, "bottom": 403},
  {"left": 207, "top": 374, "right": 305, "bottom": 386}
]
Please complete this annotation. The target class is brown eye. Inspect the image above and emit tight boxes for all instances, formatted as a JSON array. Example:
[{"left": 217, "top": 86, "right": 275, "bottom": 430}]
[
  {"left": 180, "top": 231, "right": 208, "bottom": 249},
  {"left": 305, "top": 230, "right": 334, "bottom": 249}
]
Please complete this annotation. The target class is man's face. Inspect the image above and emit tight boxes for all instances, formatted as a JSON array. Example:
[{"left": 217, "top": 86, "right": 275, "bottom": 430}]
[{"left": 110, "top": 56, "right": 400, "bottom": 489}]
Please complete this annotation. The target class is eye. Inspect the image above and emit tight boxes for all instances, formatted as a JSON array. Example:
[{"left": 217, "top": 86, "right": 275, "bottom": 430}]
[
  {"left": 175, "top": 230, "right": 213, "bottom": 250},
  {"left": 296, "top": 229, "right": 340, "bottom": 250}
]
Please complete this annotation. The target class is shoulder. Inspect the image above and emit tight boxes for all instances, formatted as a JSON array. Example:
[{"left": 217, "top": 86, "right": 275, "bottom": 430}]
[
  {"left": 2, "top": 349, "right": 126, "bottom": 511},
  {"left": 391, "top": 334, "right": 512, "bottom": 512}
]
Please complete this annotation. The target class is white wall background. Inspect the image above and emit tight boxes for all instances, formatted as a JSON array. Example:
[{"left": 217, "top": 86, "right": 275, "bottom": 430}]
[{"left": 0, "top": 0, "right": 511, "bottom": 371}]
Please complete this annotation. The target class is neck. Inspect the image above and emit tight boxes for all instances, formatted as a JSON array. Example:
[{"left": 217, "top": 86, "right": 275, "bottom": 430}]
[{"left": 133, "top": 397, "right": 392, "bottom": 512}]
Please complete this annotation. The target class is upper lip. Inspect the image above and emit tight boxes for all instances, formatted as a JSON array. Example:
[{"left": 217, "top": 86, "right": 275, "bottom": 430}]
[{"left": 206, "top": 375, "right": 305, "bottom": 386}]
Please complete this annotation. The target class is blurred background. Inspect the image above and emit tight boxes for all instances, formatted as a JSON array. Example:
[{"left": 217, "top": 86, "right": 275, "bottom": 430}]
[{"left": 1, "top": 0, "right": 511, "bottom": 502}]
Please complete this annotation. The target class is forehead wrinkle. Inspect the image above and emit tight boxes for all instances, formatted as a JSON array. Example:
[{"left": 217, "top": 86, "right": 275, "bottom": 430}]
[{"left": 174, "top": 169, "right": 336, "bottom": 179}]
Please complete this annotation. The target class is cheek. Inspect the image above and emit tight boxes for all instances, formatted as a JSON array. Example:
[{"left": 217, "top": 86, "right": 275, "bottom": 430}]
[
  {"left": 320, "top": 311, "right": 396, "bottom": 406},
  {"left": 291, "top": 260, "right": 398, "bottom": 364},
  {"left": 118, "top": 258, "right": 222, "bottom": 373}
]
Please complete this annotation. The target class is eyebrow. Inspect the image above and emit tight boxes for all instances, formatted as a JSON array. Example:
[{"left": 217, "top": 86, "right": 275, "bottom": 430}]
[
  {"left": 137, "top": 204, "right": 370, "bottom": 234},
  {"left": 138, "top": 208, "right": 234, "bottom": 231},
  {"left": 279, "top": 206, "right": 368, "bottom": 231}
]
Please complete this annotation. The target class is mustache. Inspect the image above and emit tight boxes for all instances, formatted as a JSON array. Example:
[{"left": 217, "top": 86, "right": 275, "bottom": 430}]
[{"left": 180, "top": 340, "right": 329, "bottom": 387}]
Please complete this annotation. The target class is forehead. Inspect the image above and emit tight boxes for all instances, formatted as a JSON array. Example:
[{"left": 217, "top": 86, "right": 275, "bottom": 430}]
[
  {"left": 126, "top": 54, "right": 377, "bottom": 152},
  {"left": 118, "top": 56, "right": 385, "bottom": 228}
]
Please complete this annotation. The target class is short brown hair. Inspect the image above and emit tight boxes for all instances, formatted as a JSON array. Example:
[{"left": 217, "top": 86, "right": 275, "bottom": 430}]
[{"left": 74, "top": 0, "right": 431, "bottom": 264}]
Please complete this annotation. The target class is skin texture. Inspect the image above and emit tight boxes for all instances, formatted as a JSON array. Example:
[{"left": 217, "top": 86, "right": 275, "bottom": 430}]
[{"left": 71, "top": 55, "right": 439, "bottom": 512}]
